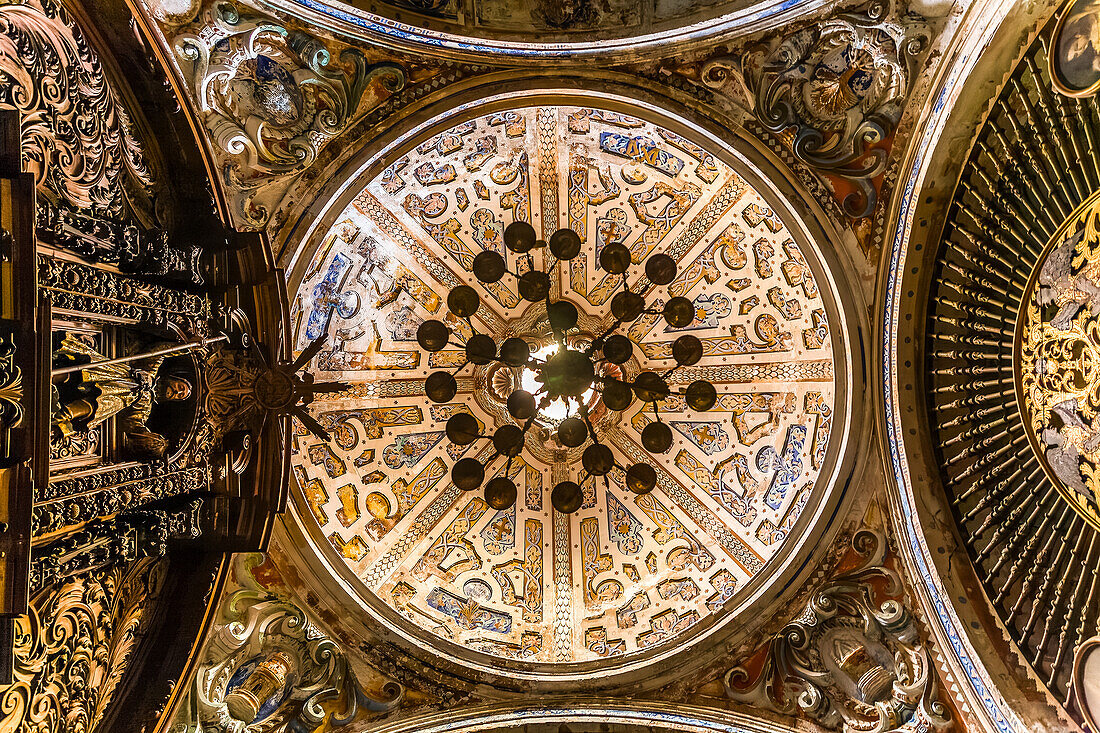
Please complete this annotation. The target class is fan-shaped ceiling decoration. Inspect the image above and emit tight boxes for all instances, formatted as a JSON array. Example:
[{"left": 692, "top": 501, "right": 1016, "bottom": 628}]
[
  {"left": 290, "top": 105, "right": 842, "bottom": 666},
  {"left": 926, "top": 21, "right": 1100, "bottom": 705}
]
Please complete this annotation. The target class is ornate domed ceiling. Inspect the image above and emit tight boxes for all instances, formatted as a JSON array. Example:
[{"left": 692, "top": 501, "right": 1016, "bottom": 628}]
[{"left": 289, "top": 104, "right": 842, "bottom": 666}]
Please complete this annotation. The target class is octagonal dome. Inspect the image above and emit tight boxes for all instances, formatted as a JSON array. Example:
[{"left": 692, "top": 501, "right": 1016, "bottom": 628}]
[{"left": 289, "top": 103, "right": 849, "bottom": 672}]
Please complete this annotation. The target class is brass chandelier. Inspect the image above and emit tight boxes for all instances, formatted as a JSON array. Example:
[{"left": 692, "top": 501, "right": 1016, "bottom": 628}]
[{"left": 416, "top": 221, "right": 717, "bottom": 514}]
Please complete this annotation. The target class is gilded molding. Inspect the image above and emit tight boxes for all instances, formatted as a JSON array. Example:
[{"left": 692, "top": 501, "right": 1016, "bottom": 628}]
[{"left": 32, "top": 466, "right": 207, "bottom": 537}]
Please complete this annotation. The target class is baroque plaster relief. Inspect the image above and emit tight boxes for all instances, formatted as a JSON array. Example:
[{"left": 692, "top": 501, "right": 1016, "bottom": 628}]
[
  {"left": 157, "top": 1, "right": 408, "bottom": 227},
  {"left": 655, "top": 0, "right": 936, "bottom": 250},
  {"left": 172, "top": 555, "right": 405, "bottom": 733},
  {"left": 696, "top": 2, "right": 929, "bottom": 220},
  {"left": 725, "top": 529, "right": 952, "bottom": 733},
  {"left": 290, "top": 105, "right": 840, "bottom": 664}
]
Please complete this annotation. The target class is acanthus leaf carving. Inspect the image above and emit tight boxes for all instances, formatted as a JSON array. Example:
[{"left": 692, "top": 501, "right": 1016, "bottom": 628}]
[
  {"left": 1, "top": 557, "right": 167, "bottom": 733},
  {"left": 171, "top": 2, "right": 406, "bottom": 228},
  {"left": 0, "top": 0, "right": 157, "bottom": 221},
  {"left": 724, "top": 529, "right": 952, "bottom": 733},
  {"left": 699, "top": 2, "right": 929, "bottom": 218}
]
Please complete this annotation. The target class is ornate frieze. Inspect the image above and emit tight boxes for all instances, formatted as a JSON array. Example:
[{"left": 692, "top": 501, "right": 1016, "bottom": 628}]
[
  {"left": 36, "top": 462, "right": 158, "bottom": 502},
  {"left": 696, "top": 2, "right": 929, "bottom": 219},
  {"left": 36, "top": 201, "right": 203, "bottom": 283},
  {"left": 38, "top": 255, "right": 210, "bottom": 332},
  {"left": 1, "top": 557, "right": 167, "bottom": 732},
  {"left": 176, "top": 555, "right": 404, "bottom": 732},
  {"left": 168, "top": 2, "right": 406, "bottom": 227},
  {"left": 0, "top": 0, "right": 158, "bottom": 221},
  {"left": 32, "top": 466, "right": 207, "bottom": 537},
  {"left": 725, "top": 530, "right": 952, "bottom": 733},
  {"left": 29, "top": 498, "right": 203, "bottom": 593}
]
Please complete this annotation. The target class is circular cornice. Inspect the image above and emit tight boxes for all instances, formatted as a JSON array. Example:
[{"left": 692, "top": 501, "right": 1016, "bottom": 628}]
[
  {"left": 255, "top": 0, "right": 832, "bottom": 65},
  {"left": 276, "top": 81, "right": 870, "bottom": 694}
]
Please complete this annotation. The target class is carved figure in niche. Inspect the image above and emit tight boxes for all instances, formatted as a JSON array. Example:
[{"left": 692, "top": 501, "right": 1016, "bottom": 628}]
[{"left": 51, "top": 333, "right": 193, "bottom": 459}]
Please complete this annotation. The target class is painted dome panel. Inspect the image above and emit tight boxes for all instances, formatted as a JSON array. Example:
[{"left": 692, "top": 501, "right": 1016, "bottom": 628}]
[{"left": 290, "top": 106, "right": 836, "bottom": 665}]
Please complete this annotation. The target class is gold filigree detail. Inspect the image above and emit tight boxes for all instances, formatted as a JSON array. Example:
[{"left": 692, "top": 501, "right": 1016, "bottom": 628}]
[{"left": 1018, "top": 190, "right": 1100, "bottom": 529}]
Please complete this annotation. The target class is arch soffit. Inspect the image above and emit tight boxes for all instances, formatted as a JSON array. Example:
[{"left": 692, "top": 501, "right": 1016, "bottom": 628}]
[
  {"left": 878, "top": 0, "right": 1073, "bottom": 731},
  {"left": 247, "top": 0, "right": 835, "bottom": 66}
]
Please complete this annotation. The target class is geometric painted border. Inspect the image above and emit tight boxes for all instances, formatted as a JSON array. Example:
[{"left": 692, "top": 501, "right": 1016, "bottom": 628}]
[{"left": 881, "top": 3, "right": 1032, "bottom": 732}]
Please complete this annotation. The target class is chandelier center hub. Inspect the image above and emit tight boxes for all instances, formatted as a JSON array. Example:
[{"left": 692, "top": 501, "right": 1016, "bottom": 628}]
[{"left": 539, "top": 347, "right": 595, "bottom": 399}]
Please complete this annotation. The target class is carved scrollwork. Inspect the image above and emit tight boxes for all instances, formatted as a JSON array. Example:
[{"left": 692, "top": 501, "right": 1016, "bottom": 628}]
[
  {"left": 38, "top": 255, "right": 210, "bottom": 332},
  {"left": 176, "top": 555, "right": 404, "bottom": 733},
  {"left": 724, "top": 529, "right": 952, "bottom": 733},
  {"left": 0, "top": 333, "right": 23, "bottom": 430},
  {"left": 701, "top": 2, "right": 928, "bottom": 218},
  {"left": 0, "top": 0, "right": 157, "bottom": 221},
  {"left": 0, "top": 556, "right": 167, "bottom": 732},
  {"left": 171, "top": 2, "right": 406, "bottom": 227}
]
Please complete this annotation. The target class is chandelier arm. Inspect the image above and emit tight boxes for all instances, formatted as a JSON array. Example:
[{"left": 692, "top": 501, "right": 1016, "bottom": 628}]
[
  {"left": 578, "top": 403, "right": 600, "bottom": 445},
  {"left": 545, "top": 294, "right": 566, "bottom": 345}
]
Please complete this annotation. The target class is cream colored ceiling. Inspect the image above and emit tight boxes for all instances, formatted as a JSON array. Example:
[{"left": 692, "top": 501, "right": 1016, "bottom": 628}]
[{"left": 290, "top": 105, "right": 836, "bottom": 664}]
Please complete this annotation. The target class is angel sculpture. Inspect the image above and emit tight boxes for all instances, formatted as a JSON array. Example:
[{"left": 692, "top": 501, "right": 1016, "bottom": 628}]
[
  {"left": 1037, "top": 231, "right": 1100, "bottom": 330},
  {"left": 1042, "top": 399, "right": 1100, "bottom": 501}
]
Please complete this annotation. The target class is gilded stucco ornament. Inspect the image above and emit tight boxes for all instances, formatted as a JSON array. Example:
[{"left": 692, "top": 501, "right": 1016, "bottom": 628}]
[
  {"left": 700, "top": 2, "right": 928, "bottom": 218},
  {"left": 172, "top": 2, "right": 406, "bottom": 227},
  {"left": 725, "top": 530, "right": 952, "bottom": 733},
  {"left": 177, "top": 555, "right": 404, "bottom": 733}
]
